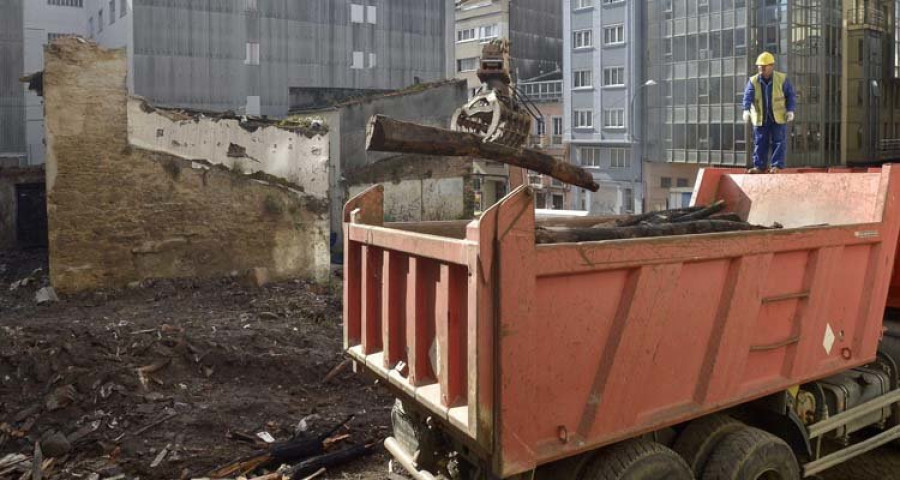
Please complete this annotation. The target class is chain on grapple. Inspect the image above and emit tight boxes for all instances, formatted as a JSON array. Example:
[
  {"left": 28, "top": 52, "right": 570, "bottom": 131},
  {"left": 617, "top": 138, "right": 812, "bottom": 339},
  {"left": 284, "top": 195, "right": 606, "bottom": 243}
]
[{"left": 451, "top": 39, "right": 533, "bottom": 148}]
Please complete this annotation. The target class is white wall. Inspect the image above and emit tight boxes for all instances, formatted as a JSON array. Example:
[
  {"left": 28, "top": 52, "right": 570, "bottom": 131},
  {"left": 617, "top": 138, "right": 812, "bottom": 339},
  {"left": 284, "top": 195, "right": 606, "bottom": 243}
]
[
  {"left": 23, "top": 0, "right": 89, "bottom": 165},
  {"left": 127, "top": 98, "right": 330, "bottom": 199}
]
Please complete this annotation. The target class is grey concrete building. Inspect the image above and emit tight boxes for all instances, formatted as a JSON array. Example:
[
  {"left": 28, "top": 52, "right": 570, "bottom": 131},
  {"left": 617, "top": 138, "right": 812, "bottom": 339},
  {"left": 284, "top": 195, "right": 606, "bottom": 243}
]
[
  {"left": 0, "top": 0, "right": 25, "bottom": 166},
  {"left": 563, "top": 0, "right": 643, "bottom": 214},
  {"left": 6, "top": 0, "right": 455, "bottom": 166}
]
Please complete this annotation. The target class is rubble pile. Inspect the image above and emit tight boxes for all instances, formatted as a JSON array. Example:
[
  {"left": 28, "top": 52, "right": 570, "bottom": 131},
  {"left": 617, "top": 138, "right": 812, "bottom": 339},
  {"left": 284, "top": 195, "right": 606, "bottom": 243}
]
[{"left": 0, "top": 254, "right": 391, "bottom": 480}]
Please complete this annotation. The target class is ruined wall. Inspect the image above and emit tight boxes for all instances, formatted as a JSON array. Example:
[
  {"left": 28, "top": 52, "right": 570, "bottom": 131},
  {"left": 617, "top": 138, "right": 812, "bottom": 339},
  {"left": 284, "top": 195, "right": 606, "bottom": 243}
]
[
  {"left": 345, "top": 155, "right": 473, "bottom": 222},
  {"left": 44, "top": 39, "right": 330, "bottom": 293},
  {"left": 0, "top": 166, "right": 45, "bottom": 249},
  {"left": 128, "top": 100, "right": 329, "bottom": 198}
]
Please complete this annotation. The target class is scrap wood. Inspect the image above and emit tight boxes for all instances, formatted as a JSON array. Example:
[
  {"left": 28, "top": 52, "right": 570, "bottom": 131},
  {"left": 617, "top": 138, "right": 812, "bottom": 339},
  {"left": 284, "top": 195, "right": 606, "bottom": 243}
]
[
  {"left": 322, "top": 359, "right": 351, "bottom": 384},
  {"left": 366, "top": 114, "right": 600, "bottom": 192},
  {"left": 288, "top": 444, "right": 374, "bottom": 480},
  {"left": 128, "top": 412, "right": 180, "bottom": 438},
  {"left": 31, "top": 442, "right": 41, "bottom": 480},
  {"left": 208, "top": 416, "right": 354, "bottom": 479},
  {"left": 535, "top": 220, "right": 778, "bottom": 244},
  {"left": 298, "top": 468, "right": 325, "bottom": 480},
  {"left": 322, "top": 433, "right": 351, "bottom": 450}
]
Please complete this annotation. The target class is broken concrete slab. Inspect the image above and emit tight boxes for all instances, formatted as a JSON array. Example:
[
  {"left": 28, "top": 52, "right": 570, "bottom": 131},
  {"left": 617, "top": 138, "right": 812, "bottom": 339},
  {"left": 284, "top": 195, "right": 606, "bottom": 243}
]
[{"left": 34, "top": 286, "right": 58, "bottom": 304}]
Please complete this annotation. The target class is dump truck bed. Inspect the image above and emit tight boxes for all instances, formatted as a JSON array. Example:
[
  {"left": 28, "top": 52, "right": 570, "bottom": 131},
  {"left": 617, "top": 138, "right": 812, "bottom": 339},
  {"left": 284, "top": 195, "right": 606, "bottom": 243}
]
[{"left": 343, "top": 166, "right": 900, "bottom": 477}]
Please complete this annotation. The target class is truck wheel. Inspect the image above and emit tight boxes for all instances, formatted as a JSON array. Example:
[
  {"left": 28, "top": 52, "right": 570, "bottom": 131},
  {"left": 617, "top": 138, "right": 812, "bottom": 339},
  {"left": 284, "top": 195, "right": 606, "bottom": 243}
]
[
  {"left": 701, "top": 427, "right": 800, "bottom": 480},
  {"left": 672, "top": 414, "right": 744, "bottom": 474},
  {"left": 579, "top": 439, "right": 693, "bottom": 480}
]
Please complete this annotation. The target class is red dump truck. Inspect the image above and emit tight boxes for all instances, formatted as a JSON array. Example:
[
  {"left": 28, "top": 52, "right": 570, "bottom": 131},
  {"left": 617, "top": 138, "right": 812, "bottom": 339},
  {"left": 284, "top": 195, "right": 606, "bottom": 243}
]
[{"left": 343, "top": 166, "right": 900, "bottom": 479}]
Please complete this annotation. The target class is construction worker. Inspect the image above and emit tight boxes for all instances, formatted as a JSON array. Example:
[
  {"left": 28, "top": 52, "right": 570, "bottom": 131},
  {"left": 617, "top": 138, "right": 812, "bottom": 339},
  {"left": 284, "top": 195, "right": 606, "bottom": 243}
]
[{"left": 742, "top": 51, "right": 796, "bottom": 173}]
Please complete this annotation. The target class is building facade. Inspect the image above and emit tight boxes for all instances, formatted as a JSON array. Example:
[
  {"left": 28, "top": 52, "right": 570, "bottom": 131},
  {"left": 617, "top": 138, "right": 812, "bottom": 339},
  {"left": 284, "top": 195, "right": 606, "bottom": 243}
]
[
  {"left": 519, "top": 76, "right": 572, "bottom": 210},
  {"left": 0, "top": 0, "right": 25, "bottom": 166},
  {"left": 6, "top": 0, "right": 455, "bottom": 166},
  {"left": 454, "top": 0, "right": 563, "bottom": 92},
  {"left": 563, "top": 0, "right": 643, "bottom": 214},
  {"left": 642, "top": 0, "right": 900, "bottom": 171}
]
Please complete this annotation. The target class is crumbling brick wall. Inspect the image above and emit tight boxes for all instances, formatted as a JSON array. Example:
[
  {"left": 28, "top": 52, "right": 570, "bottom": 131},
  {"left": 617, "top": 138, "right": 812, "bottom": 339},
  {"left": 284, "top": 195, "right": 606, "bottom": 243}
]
[{"left": 43, "top": 39, "right": 330, "bottom": 293}]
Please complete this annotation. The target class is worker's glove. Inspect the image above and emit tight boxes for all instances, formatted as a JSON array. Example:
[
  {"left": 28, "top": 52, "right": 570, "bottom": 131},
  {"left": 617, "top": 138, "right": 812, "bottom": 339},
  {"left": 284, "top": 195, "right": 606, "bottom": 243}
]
[
  {"left": 742, "top": 111, "right": 751, "bottom": 123},
  {"left": 786, "top": 112, "right": 795, "bottom": 122}
]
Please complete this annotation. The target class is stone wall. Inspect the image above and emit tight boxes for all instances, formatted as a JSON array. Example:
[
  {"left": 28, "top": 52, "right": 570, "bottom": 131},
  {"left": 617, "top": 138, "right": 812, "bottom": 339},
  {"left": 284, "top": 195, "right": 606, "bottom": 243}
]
[
  {"left": 44, "top": 39, "right": 330, "bottom": 293},
  {"left": 0, "top": 166, "right": 45, "bottom": 249}
]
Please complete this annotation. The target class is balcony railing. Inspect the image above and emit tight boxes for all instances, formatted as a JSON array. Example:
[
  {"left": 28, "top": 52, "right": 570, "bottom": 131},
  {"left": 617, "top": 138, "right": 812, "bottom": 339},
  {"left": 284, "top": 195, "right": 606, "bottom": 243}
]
[{"left": 879, "top": 139, "right": 900, "bottom": 160}]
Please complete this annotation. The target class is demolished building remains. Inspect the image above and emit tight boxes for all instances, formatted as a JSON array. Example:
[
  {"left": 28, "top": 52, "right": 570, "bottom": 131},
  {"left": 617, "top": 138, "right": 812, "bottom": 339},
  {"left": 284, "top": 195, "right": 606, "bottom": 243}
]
[{"left": 42, "top": 39, "right": 331, "bottom": 293}]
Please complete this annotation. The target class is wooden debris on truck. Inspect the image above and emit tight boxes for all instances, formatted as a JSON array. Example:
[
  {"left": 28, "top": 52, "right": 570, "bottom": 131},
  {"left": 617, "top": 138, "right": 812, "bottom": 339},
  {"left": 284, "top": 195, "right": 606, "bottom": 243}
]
[
  {"left": 535, "top": 201, "right": 783, "bottom": 244},
  {"left": 366, "top": 114, "right": 600, "bottom": 192}
]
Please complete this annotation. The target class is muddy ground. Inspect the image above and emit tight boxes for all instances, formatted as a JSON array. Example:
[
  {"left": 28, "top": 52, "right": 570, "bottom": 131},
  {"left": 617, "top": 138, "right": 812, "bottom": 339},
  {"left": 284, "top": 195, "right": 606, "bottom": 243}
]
[
  {"left": 2, "top": 249, "right": 900, "bottom": 480},
  {"left": 0, "top": 249, "right": 395, "bottom": 479}
]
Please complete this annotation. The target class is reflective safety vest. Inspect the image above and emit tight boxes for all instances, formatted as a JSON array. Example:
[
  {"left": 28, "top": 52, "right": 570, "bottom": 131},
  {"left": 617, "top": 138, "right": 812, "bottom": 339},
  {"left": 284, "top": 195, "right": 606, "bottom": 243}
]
[{"left": 750, "top": 71, "right": 787, "bottom": 126}]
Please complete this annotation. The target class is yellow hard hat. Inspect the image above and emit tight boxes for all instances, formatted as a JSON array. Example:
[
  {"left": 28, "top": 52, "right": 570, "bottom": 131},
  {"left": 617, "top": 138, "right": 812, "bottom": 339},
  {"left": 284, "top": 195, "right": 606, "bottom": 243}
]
[{"left": 755, "top": 51, "right": 775, "bottom": 66}]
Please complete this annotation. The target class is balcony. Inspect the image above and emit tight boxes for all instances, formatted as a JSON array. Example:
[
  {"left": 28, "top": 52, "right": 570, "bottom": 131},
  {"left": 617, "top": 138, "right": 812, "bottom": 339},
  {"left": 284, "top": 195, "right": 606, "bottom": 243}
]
[
  {"left": 845, "top": 7, "right": 887, "bottom": 30},
  {"left": 518, "top": 80, "right": 563, "bottom": 103}
]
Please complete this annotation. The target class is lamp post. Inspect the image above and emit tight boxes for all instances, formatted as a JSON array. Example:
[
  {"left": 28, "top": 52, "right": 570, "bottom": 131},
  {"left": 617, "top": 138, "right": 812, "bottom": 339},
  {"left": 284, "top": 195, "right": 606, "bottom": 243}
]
[{"left": 629, "top": 79, "right": 657, "bottom": 214}]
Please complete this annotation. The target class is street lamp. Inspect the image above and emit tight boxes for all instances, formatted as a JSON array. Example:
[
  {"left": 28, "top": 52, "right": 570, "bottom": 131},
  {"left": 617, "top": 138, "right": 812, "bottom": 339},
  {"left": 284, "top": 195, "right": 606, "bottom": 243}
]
[
  {"left": 629, "top": 79, "right": 657, "bottom": 142},
  {"left": 629, "top": 79, "right": 657, "bottom": 214}
]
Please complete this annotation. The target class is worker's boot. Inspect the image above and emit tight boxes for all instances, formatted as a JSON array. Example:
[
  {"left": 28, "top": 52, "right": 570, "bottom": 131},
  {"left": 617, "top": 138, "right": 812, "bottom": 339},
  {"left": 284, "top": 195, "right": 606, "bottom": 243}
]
[
  {"left": 769, "top": 166, "right": 782, "bottom": 174},
  {"left": 747, "top": 167, "right": 763, "bottom": 174}
]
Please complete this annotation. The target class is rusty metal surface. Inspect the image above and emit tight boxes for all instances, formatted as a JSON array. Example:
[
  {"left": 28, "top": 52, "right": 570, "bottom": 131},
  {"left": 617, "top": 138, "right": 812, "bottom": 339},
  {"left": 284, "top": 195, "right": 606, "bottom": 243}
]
[{"left": 343, "top": 167, "right": 900, "bottom": 478}]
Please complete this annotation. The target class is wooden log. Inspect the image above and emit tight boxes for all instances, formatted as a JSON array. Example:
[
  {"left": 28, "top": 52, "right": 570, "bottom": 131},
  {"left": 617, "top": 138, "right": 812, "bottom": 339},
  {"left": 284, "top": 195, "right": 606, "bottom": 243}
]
[
  {"left": 670, "top": 200, "right": 725, "bottom": 222},
  {"left": 535, "top": 220, "right": 775, "bottom": 244},
  {"left": 366, "top": 114, "right": 600, "bottom": 192}
]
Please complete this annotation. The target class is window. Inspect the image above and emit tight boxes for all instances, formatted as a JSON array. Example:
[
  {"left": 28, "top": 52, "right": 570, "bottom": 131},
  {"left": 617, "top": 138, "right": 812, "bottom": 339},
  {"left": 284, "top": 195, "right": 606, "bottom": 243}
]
[
  {"left": 574, "top": 69, "right": 593, "bottom": 88},
  {"left": 244, "top": 0, "right": 257, "bottom": 11},
  {"left": 48, "top": 0, "right": 83, "bottom": 6},
  {"left": 369, "top": 53, "right": 377, "bottom": 68},
  {"left": 48, "top": 33, "right": 76, "bottom": 42},
  {"left": 575, "top": 0, "right": 593, "bottom": 8},
  {"left": 529, "top": 174, "right": 543, "bottom": 187},
  {"left": 610, "top": 149, "right": 630, "bottom": 168},
  {"left": 457, "top": 57, "right": 479, "bottom": 72},
  {"left": 574, "top": 110, "right": 593, "bottom": 129},
  {"left": 246, "top": 43, "right": 260, "bottom": 65},
  {"left": 552, "top": 117, "right": 563, "bottom": 144},
  {"left": 579, "top": 147, "right": 602, "bottom": 167},
  {"left": 552, "top": 194, "right": 564, "bottom": 210},
  {"left": 552, "top": 117, "right": 563, "bottom": 135},
  {"left": 603, "top": 24, "right": 625, "bottom": 45},
  {"left": 676, "top": 178, "right": 689, "bottom": 188},
  {"left": 88, "top": 17, "right": 94, "bottom": 37},
  {"left": 536, "top": 119, "right": 546, "bottom": 135},
  {"left": 623, "top": 188, "right": 634, "bottom": 212},
  {"left": 351, "top": 51, "right": 364, "bottom": 69},
  {"left": 367, "top": 6, "right": 377, "bottom": 24},
  {"left": 603, "top": 0, "right": 625, "bottom": 4},
  {"left": 603, "top": 108, "right": 625, "bottom": 128},
  {"left": 98, "top": 9, "right": 103, "bottom": 31},
  {"left": 457, "top": 28, "right": 476, "bottom": 42},
  {"left": 109, "top": 0, "right": 115, "bottom": 24},
  {"left": 479, "top": 24, "right": 498, "bottom": 41},
  {"left": 603, "top": 67, "right": 625, "bottom": 86},
  {"left": 574, "top": 30, "right": 593, "bottom": 49},
  {"left": 120, "top": 0, "right": 127, "bottom": 16},
  {"left": 351, "top": 4, "right": 364, "bottom": 23},
  {"left": 660, "top": 177, "right": 672, "bottom": 188}
]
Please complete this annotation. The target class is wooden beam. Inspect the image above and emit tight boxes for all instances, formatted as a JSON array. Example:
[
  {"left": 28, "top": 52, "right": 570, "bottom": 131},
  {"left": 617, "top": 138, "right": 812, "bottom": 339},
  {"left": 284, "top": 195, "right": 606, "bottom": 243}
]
[{"left": 366, "top": 114, "right": 600, "bottom": 192}]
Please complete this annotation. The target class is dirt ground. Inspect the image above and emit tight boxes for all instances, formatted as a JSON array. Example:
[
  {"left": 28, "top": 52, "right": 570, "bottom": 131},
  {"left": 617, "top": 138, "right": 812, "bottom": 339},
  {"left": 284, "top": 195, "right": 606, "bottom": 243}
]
[
  {"left": 3, "top": 249, "right": 900, "bottom": 480},
  {"left": 0, "top": 249, "right": 395, "bottom": 480}
]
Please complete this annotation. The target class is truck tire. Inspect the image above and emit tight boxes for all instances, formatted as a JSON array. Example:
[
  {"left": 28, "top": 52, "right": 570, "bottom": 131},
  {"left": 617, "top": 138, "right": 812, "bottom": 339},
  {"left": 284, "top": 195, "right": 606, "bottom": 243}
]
[
  {"left": 701, "top": 427, "right": 800, "bottom": 480},
  {"left": 579, "top": 439, "right": 693, "bottom": 480},
  {"left": 672, "top": 414, "right": 744, "bottom": 474}
]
